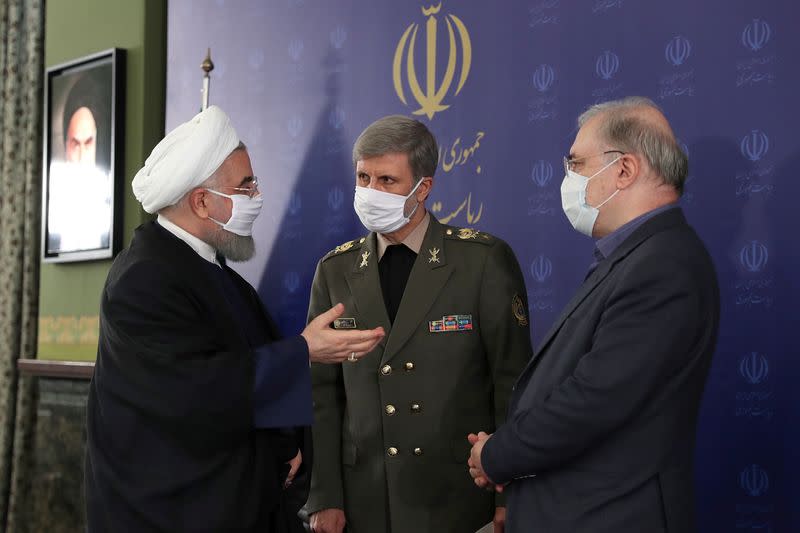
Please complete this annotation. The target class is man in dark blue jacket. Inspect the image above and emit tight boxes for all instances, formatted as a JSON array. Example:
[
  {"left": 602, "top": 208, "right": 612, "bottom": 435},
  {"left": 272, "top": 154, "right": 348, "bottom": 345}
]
[{"left": 468, "top": 96, "right": 720, "bottom": 533}]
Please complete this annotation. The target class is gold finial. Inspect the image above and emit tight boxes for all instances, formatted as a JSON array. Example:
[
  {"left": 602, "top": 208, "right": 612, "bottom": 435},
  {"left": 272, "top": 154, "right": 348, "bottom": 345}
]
[{"left": 201, "top": 48, "right": 214, "bottom": 75}]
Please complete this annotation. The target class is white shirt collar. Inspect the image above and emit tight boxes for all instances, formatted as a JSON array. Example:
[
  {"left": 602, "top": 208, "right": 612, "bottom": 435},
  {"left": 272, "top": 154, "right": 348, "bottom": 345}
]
[{"left": 156, "top": 214, "right": 220, "bottom": 267}]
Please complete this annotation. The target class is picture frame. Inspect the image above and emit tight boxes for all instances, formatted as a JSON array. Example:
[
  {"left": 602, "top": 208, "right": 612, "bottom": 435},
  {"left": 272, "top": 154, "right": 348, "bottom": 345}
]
[{"left": 41, "top": 48, "right": 125, "bottom": 263}]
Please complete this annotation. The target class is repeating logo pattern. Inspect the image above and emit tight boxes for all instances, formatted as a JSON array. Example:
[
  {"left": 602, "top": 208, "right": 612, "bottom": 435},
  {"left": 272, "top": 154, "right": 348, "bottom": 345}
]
[
  {"left": 329, "top": 106, "right": 345, "bottom": 130},
  {"left": 740, "top": 241, "right": 769, "bottom": 273},
  {"left": 740, "top": 464, "right": 769, "bottom": 497},
  {"left": 393, "top": 3, "right": 472, "bottom": 119},
  {"left": 595, "top": 50, "right": 620, "bottom": 80},
  {"left": 328, "top": 187, "right": 345, "bottom": 211},
  {"left": 739, "top": 352, "right": 769, "bottom": 385},
  {"left": 330, "top": 26, "right": 347, "bottom": 49},
  {"left": 742, "top": 19, "right": 772, "bottom": 52},
  {"left": 288, "top": 39, "right": 304, "bottom": 62},
  {"left": 532, "top": 64, "right": 555, "bottom": 92},
  {"left": 665, "top": 35, "right": 692, "bottom": 66},
  {"left": 283, "top": 271, "right": 300, "bottom": 293},
  {"left": 531, "top": 160, "right": 554, "bottom": 188},
  {"left": 530, "top": 254, "right": 553, "bottom": 283},
  {"left": 288, "top": 192, "right": 302, "bottom": 216},
  {"left": 287, "top": 115, "right": 303, "bottom": 139},
  {"left": 740, "top": 130, "right": 769, "bottom": 161}
]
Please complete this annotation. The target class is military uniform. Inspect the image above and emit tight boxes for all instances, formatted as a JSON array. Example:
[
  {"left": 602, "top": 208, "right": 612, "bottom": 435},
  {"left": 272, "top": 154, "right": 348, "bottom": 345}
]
[{"left": 306, "top": 215, "right": 533, "bottom": 533}]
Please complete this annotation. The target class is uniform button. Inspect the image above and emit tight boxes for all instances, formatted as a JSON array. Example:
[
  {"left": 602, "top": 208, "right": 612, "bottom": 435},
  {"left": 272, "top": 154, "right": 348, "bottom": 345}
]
[
  {"left": 385, "top": 404, "right": 396, "bottom": 415},
  {"left": 414, "top": 447, "right": 423, "bottom": 456},
  {"left": 404, "top": 362, "right": 415, "bottom": 371},
  {"left": 387, "top": 447, "right": 398, "bottom": 456},
  {"left": 381, "top": 364, "right": 392, "bottom": 375},
  {"left": 410, "top": 403, "right": 421, "bottom": 413}
]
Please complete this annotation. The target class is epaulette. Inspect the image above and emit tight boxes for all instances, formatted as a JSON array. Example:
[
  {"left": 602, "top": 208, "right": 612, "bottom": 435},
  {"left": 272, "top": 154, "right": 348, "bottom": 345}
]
[
  {"left": 322, "top": 237, "right": 366, "bottom": 261},
  {"left": 443, "top": 226, "right": 495, "bottom": 244}
]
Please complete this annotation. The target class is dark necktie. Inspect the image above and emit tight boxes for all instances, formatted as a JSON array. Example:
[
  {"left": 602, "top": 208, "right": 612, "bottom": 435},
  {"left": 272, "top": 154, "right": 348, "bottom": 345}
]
[{"left": 378, "top": 244, "right": 417, "bottom": 324}]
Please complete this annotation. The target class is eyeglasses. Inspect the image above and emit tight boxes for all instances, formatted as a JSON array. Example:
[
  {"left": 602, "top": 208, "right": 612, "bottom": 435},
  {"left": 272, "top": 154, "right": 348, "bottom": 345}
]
[
  {"left": 218, "top": 177, "right": 260, "bottom": 198},
  {"left": 563, "top": 150, "right": 625, "bottom": 174}
]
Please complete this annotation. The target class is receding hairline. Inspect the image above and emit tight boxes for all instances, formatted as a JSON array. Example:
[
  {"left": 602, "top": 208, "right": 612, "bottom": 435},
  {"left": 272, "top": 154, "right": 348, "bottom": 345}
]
[{"left": 580, "top": 98, "right": 676, "bottom": 142}]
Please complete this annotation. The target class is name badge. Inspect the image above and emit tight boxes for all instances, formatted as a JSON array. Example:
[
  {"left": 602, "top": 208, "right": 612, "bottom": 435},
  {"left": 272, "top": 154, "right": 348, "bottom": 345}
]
[
  {"left": 333, "top": 318, "right": 357, "bottom": 329},
  {"left": 429, "top": 314, "right": 473, "bottom": 333}
]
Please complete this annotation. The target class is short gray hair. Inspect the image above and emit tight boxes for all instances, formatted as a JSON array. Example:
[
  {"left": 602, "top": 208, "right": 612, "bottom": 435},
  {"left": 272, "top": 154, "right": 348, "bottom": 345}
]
[
  {"left": 353, "top": 115, "right": 438, "bottom": 181},
  {"left": 578, "top": 96, "right": 688, "bottom": 195}
]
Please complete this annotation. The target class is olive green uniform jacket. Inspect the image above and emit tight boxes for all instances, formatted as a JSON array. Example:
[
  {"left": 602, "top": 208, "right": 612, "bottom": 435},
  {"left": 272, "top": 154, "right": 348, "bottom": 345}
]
[{"left": 306, "top": 216, "right": 533, "bottom": 533}]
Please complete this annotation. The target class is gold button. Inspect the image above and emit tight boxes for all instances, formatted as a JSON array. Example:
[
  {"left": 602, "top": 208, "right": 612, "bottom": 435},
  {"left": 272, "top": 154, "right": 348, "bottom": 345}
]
[
  {"left": 411, "top": 403, "right": 421, "bottom": 413},
  {"left": 404, "top": 362, "right": 415, "bottom": 371},
  {"left": 385, "top": 404, "right": 396, "bottom": 415},
  {"left": 414, "top": 447, "right": 423, "bottom": 456},
  {"left": 387, "top": 447, "right": 398, "bottom": 456},
  {"left": 381, "top": 365, "right": 392, "bottom": 375},
  {"left": 446, "top": 229, "right": 453, "bottom": 235}
]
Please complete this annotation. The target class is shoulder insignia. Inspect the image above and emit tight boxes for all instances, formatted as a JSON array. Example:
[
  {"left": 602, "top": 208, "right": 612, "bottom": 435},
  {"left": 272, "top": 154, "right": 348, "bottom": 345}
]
[
  {"left": 512, "top": 293, "right": 529, "bottom": 327},
  {"left": 444, "top": 227, "right": 495, "bottom": 245},
  {"left": 323, "top": 237, "right": 365, "bottom": 261}
]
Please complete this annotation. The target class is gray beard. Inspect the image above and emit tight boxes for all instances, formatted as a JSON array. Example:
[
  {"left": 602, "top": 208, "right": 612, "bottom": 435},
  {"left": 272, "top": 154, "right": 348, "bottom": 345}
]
[{"left": 208, "top": 227, "right": 255, "bottom": 262}]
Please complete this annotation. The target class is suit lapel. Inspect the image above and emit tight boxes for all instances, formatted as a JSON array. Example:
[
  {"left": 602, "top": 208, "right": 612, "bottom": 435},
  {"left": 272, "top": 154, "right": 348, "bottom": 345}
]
[
  {"left": 519, "top": 258, "right": 616, "bottom": 378},
  {"left": 518, "top": 208, "right": 689, "bottom": 380},
  {"left": 382, "top": 218, "right": 453, "bottom": 364},
  {"left": 345, "top": 234, "right": 392, "bottom": 342}
]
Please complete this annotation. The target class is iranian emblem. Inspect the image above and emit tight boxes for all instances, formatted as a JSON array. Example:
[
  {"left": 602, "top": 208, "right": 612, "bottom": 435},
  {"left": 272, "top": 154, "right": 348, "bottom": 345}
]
[
  {"left": 360, "top": 250, "right": 370, "bottom": 268},
  {"left": 512, "top": 293, "right": 529, "bottom": 327},
  {"left": 393, "top": 2, "right": 472, "bottom": 120},
  {"left": 428, "top": 247, "right": 441, "bottom": 264}
]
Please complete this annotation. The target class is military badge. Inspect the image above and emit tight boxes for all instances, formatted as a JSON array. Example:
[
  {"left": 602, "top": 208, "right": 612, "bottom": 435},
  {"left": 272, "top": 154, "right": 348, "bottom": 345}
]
[
  {"left": 429, "top": 314, "right": 473, "bottom": 333},
  {"left": 333, "top": 318, "right": 357, "bottom": 329},
  {"left": 334, "top": 240, "right": 354, "bottom": 254},
  {"left": 458, "top": 228, "right": 479, "bottom": 240},
  {"left": 360, "top": 250, "right": 370, "bottom": 268},
  {"left": 512, "top": 294, "right": 529, "bottom": 327},
  {"left": 428, "top": 247, "right": 440, "bottom": 264}
]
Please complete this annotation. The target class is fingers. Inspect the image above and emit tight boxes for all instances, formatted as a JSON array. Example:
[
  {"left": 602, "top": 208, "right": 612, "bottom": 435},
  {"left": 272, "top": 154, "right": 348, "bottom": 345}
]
[
  {"left": 311, "top": 303, "right": 345, "bottom": 327},
  {"left": 467, "top": 433, "right": 479, "bottom": 444},
  {"left": 331, "top": 327, "right": 385, "bottom": 344}
]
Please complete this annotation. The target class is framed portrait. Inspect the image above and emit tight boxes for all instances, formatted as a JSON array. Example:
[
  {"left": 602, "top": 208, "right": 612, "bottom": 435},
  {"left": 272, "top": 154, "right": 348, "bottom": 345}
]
[{"left": 42, "top": 48, "right": 125, "bottom": 263}]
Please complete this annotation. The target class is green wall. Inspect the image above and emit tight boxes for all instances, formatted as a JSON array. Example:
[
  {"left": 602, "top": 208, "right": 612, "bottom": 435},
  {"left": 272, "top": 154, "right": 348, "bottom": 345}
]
[{"left": 38, "top": 0, "right": 165, "bottom": 360}]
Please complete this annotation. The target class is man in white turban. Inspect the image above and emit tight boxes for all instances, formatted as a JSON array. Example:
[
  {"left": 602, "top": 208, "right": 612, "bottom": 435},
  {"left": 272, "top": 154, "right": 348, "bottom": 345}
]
[{"left": 85, "top": 106, "right": 385, "bottom": 533}]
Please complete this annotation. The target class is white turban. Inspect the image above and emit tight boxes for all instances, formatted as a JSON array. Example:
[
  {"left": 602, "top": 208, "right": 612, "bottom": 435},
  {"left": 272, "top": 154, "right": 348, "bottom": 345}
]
[{"left": 132, "top": 105, "right": 239, "bottom": 213}]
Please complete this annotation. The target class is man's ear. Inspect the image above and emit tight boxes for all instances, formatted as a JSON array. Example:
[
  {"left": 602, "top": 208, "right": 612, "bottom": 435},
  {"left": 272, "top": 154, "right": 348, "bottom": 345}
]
[
  {"left": 416, "top": 177, "right": 433, "bottom": 202},
  {"left": 188, "top": 188, "right": 212, "bottom": 219},
  {"left": 615, "top": 154, "right": 639, "bottom": 190}
]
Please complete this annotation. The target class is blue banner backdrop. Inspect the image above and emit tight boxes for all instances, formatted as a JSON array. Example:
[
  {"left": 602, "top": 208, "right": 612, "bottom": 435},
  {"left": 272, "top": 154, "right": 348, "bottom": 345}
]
[{"left": 166, "top": 1, "right": 798, "bottom": 530}]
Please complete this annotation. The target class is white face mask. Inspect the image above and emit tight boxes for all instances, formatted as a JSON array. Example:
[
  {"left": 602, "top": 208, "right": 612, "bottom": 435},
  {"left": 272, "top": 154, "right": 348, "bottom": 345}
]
[
  {"left": 206, "top": 189, "right": 263, "bottom": 236},
  {"left": 353, "top": 179, "right": 424, "bottom": 234},
  {"left": 560, "top": 156, "right": 621, "bottom": 237}
]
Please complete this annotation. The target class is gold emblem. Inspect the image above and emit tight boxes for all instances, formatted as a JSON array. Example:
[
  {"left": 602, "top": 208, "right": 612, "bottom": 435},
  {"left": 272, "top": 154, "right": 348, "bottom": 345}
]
[
  {"left": 512, "top": 293, "right": 529, "bottom": 327},
  {"left": 393, "top": 2, "right": 472, "bottom": 120},
  {"left": 360, "top": 250, "right": 370, "bottom": 268},
  {"left": 334, "top": 240, "right": 354, "bottom": 254},
  {"left": 428, "top": 247, "right": 441, "bottom": 263},
  {"left": 458, "top": 228, "right": 479, "bottom": 240}
]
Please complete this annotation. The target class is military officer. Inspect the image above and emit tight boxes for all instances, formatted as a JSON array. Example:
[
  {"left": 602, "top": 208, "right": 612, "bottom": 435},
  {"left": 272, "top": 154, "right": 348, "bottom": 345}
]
[{"left": 306, "top": 115, "right": 533, "bottom": 533}]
